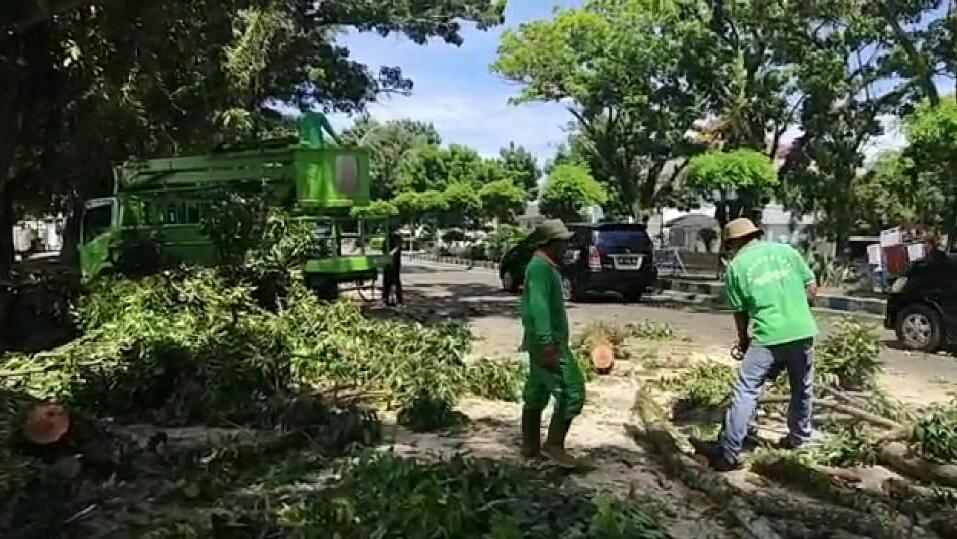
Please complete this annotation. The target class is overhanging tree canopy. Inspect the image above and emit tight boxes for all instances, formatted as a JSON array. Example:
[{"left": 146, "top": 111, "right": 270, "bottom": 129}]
[{"left": 0, "top": 0, "right": 506, "bottom": 273}]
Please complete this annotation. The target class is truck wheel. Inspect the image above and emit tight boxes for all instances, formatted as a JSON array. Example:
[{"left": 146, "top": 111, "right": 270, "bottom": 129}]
[
  {"left": 501, "top": 271, "right": 519, "bottom": 293},
  {"left": 624, "top": 288, "right": 643, "bottom": 303},
  {"left": 896, "top": 304, "right": 943, "bottom": 352},
  {"left": 311, "top": 278, "right": 339, "bottom": 301}
]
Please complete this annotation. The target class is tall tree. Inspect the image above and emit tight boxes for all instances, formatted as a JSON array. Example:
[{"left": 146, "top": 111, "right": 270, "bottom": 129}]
[
  {"left": 853, "top": 150, "right": 947, "bottom": 233},
  {"left": 442, "top": 181, "right": 482, "bottom": 228},
  {"left": 539, "top": 164, "right": 607, "bottom": 222},
  {"left": 499, "top": 143, "right": 540, "bottom": 197},
  {"left": 341, "top": 117, "right": 441, "bottom": 200},
  {"left": 493, "top": 0, "right": 705, "bottom": 216},
  {"left": 479, "top": 179, "right": 526, "bottom": 225},
  {"left": 904, "top": 99, "right": 957, "bottom": 242},
  {"left": 682, "top": 149, "right": 778, "bottom": 231},
  {"left": 776, "top": 0, "right": 916, "bottom": 254},
  {"left": 0, "top": 0, "right": 505, "bottom": 274}
]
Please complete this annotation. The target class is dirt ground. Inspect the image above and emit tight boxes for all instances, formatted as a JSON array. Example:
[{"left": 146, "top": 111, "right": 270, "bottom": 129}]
[
  {"left": 397, "top": 262, "right": 957, "bottom": 406},
  {"left": 377, "top": 262, "right": 957, "bottom": 538}
]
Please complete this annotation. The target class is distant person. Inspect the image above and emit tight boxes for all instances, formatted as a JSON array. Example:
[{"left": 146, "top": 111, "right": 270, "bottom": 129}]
[
  {"left": 520, "top": 219, "right": 585, "bottom": 468},
  {"left": 922, "top": 233, "right": 948, "bottom": 266},
  {"left": 694, "top": 218, "right": 818, "bottom": 471},
  {"left": 382, "top": 228, "right": 403, "bottom": 306}
]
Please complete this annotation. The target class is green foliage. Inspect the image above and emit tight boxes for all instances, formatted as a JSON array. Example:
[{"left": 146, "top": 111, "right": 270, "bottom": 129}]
[
  {"left": 485, "top": 225, "right": 527, "bottom": 261},
  {"left": 683, "top": 150, "right": 778, "bottom": 200},
  {"left": 4, "top": 270, "right": 297, "bottom": 427},
  {"left": 628, "top": 320, "right": 680, "bottom": 341},
  {"left": 200, "top": 194, "right": 268, "bottom": 265},
  {"left": 815, "top": 318, "right": 882, "bottom": 390},
  {"left": 341, "top": 117, "right": 442, "bottom": 200},
  {"left": 799, "top": 425, "right": 880, "bottom": 467},
  {"left": 499, "top": 142, "right": 540, "bottom": 196},
  {"left": 0, "top": 0, "right": 506, "bottom": 271},
  {"left": 254, "top": 453, "right": 668, "bottom": 538},
  {"left": 492, "top": 1, "right": 704, "bottom": 212},
  {"left": 4, "top": 268, "right": 476, "bottom": 433},
  {"left": 392, "top": 190, "right": 448, "bottom": 223},
  {"left": 349, "top": 200, "right": 399, "bottom": 219},
  {"left": 658, "top": 363, "right": 736, "bottom": 409},
  {"left": 808, "top": 251, "right": 856, "bottom": 288},
  {"left": 281, "top": 290, "right": 473, "bottom": 431},
  {"left": 465, "top": 358, "right": 526, "bottom": 402},
  {"left": 903, "top": 99, "right": 957, "bottom": 236},
  {"left": 479, "top": 179, "right": 526, "bottom": 223},
  {"left": 540, "top": 164, "right": 607, "bottom": 221},
  {"left": 442, "top": 181, "right": 482, "bottom": 227},
  {"left": 853, "top": 151, "right": 946, "bottom": 233},
  {"left": 911, "top": 401, "right": 957, "bottom": 464}
]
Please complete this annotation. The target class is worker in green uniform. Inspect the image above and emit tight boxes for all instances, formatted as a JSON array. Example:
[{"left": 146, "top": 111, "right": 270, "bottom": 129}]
[
  {"left": 297, "top": 110, "right": 341, "bottom": 148},
  {"left": 520, "top": 219, "right": 585, "bottom": 469},
  {"left": 694, "top": 218, "right": 819, "bottom": 471}
]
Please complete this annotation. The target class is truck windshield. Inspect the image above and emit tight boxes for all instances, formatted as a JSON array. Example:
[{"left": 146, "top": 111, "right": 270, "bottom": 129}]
[{"left": 82, "top": 204, "right": 113, "bottom": 243}]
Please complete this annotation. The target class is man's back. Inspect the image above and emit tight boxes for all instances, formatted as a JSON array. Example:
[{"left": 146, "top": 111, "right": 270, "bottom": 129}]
[{"left": 725, "top": 241, "right": 818, "bottom": 346}]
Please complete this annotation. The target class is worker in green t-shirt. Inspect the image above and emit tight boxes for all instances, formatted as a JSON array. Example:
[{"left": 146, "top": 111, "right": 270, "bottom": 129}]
[
  {"left": 694, "top": 218, "right": 818, "bottom": 471},
  {"left": 520, "top": 219, "right": 585, "bottom": 469}
]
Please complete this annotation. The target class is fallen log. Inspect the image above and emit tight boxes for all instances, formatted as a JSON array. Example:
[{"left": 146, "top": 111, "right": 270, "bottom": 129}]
[
  {"left": 749, "top": 455, "right": 921, "bottom": 538},
  {"left": 629, "top": 389, "right": 783, "bottom": 539},
  {"left": 758, "top": 397, "right": 906, "bottom": 431},
  {"left": 879, "top": 442, "right": 957, "bottom": 489},
  {"left": 634, "top": 390, "right": 931, "bottom": 539},
  {"left": 822, "top": 387, "right": 873, "bottom": 411},
  {"left": 882, "top": 478, "right": 957, "bottom": 538}
]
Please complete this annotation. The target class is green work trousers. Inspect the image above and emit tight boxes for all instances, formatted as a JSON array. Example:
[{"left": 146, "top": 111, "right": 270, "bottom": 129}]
[{"left": 523, "top": 345, "right": 586, "bottom": 419}]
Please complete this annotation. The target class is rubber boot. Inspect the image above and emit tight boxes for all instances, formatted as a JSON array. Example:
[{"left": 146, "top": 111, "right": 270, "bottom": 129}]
[
  {"left": 542, "top": 412, "right": 576, "bottom": 469},
  {"left": 521, "top": 407, "right": 542, "bottom": 459}
]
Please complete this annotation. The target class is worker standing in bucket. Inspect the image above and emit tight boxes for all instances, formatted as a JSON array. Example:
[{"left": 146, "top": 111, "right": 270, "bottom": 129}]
[
  {"left": 520, "top": 219, "right": 585, "bottom": 469},
  {"left": 694, "top": 218, "right": 819, "bottom": 471}
]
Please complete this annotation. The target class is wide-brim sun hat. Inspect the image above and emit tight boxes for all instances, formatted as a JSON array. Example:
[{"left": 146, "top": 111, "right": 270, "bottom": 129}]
[
  {"left": 723, "top": 217, "right": 764, "bottom": 241},
  {"left": 533, "top": 219, "right": 574, "bottom": 246}
]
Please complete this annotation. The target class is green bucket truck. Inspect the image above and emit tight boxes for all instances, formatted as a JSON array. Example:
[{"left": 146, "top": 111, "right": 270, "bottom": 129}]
[{"left": 77, "top": 114, "right": 392, "bottom": 299}]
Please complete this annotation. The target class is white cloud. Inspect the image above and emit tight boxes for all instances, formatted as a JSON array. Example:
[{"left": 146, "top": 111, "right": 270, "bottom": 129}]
[{"left": 330, "top": 93, "right": 571, "bottom": 160}]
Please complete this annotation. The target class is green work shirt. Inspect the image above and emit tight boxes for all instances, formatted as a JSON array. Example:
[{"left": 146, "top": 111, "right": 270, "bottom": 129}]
[
  {"left": 724, "top": 241, "right": 818, "bottom": 346},
  {"left": 521, "top": 254, "right": 570, "bottom": 352}
]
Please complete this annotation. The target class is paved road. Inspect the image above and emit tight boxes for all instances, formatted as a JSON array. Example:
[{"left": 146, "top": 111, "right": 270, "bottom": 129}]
[{"left": 401, "top": 261, "right": 957, "bottom": 405}]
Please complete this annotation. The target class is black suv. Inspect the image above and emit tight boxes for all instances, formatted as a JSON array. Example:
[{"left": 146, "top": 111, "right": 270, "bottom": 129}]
[
  {"left": 885, "top": 254, "right": 957, "bottom": 352},
  {"left": 499, "top": 222, "right": 657, "bottom": 302}
]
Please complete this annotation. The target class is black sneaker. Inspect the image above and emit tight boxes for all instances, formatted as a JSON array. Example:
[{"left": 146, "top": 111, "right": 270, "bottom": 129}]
[
  {"left": 691, "top": 438, "right": 740, "bottom": 472},
  {"left": 776, "top": 435, "right": 806, "bottom": 450},
  {"left": 704, "top": 452, "right": 740, "bottom": 472}
]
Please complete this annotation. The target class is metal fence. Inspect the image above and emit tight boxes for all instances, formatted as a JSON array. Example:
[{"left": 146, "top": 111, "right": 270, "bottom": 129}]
[{"left": 655, "top": 248, "right": 720, "bottom": 278}]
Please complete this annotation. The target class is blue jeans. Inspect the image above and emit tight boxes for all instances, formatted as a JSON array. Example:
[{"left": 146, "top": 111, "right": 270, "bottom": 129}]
[{"left": 719, "top": 338, "right": 814, "bottom": 461}]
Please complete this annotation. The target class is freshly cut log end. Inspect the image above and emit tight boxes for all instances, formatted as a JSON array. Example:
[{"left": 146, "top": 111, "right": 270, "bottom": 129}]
[
  {"left": 22, "top": 403, "right": 70, "bottom": 445},
  {"left": 591, "top": 342, "right": 615, "bottom": 374}
]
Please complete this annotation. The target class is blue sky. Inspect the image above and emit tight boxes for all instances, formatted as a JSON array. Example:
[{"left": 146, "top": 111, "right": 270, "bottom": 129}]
[{"left": 328, "top": 1, "right": 584, "bottom": 161}]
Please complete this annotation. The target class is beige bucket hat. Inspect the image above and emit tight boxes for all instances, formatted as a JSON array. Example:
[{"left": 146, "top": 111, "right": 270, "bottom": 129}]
[
  {"left": 532, "top": 219, "right": 574, "bottom": 246},
  {"left": 723, "top": 217, "right": 764, "bottom": 241}
]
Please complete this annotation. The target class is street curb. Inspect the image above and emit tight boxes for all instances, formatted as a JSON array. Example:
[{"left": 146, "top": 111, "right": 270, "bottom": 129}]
[
  {"left": 658, "top": 277, "right": 887, "bottom": 316},
  {"left": 404, "top": 252, "right": 500, "bottom": 271},
  {"left": 408, "top": 253, "right": 887, "bottom": 317}
]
